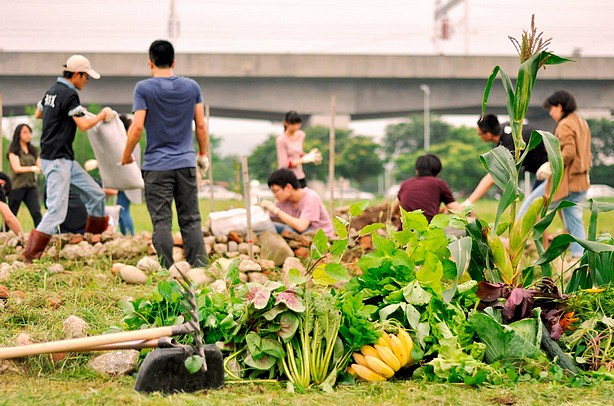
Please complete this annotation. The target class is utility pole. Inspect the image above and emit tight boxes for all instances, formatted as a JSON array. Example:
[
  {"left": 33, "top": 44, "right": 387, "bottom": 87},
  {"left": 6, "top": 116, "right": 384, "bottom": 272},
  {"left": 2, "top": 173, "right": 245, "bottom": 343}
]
[
  {"left": 168, "top": 0, "right": 180, "bottom": 44},
  {"left": 420, "top": 85, "right": 430, "bottom": 152}
]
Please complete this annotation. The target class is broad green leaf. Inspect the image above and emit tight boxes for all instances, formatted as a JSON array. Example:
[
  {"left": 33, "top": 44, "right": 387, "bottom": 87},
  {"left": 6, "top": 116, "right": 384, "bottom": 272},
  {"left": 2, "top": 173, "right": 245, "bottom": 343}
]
[
  {"left": 442, "top": 237, "right": 473, "bottom": 303},
  {"left": 359, "top": 222, "right": 385, "bottom": 236},
  {"left": 402, "top": 280, "right": 433, "bottom": 305},
  {"left": 349, "top": 200, "right": 369, "bottom": 217},
  {"left": 415, "top": 251, "right": 443, "bottom": 293},
  {"left": 310, "top": 229, "right": 329, "bottom": 260},
  {"left": 312, "top": 263, "right": 350, "bottom": 286},
  {"left": 534, "top": 234, "right": 614, "bottom": 265},
  {"left": 244, "top": 352, "right": 276, "bottom": 370},
  {"left": 379, "top": 303, "right": 404, "bottom": 321},
  {"left": 480, "top": 146, "right": 518, "bottom": 192},
  {"left": 404, "top": 303, "right": 421, "bottom": 330},
  {"left": 372, "top": 232, "right": 396, "bottom": 255},
  {"left": 429, "top": 214, "right": 450, "bottom": 229},
  {"left": 287, "top": 267, "right": 307, "bottom": 286},
  {"left": 401, "top": 209, "right": 429, "bottom": 232},
  {"left": 263, "top": 304, "right": 287, "bottom": 321},
  {"left": 330, "top": 239, "right": 348, "bottom": 256},
  {"left": 261, "top": 336, "right": 285, "bottom": 358},
  {"left": 333, "top": 216, "right": 348, "bottom": 239},
  {"left": 184, "top": 355, "right": 204, "bottom": 374}
]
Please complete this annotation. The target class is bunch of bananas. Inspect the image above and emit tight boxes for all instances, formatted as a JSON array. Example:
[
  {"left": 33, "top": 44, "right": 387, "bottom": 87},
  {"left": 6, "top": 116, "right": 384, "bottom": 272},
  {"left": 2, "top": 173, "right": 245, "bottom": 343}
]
[{"left": 349, "top": 329, "right": 414, "bottom": 381}]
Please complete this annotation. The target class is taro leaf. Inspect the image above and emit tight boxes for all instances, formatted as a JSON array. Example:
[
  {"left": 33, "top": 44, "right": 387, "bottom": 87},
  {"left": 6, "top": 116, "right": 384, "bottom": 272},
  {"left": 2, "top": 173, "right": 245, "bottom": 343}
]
[
  {"left": 312, "top": 263, "right": 350, "bottom": 286},
  {"left": 330, "top": 239, "right": 348, "bottom": 256},
  {"left": 245, "top": 283, "right": 271, "bottom": 310},
  {"left": 333, "top": 216, "right": 348, "bottom": 239},
  {"left": 480, "top": 145, "right": 519, "bottom": 193},
  {"left": 311, "top": 229, "right": 329, "bottom": 260},
  {"left": 359, "top": 222, "right": 385, "bottom": 236},
  {"left": 275, "top": 290, "right": 306, "bottom": 313},
  {"left": 184, "top": 355, "right": 204, "bottom": 374},
  {"left": 244, "top": 352, "right": 277, "bottom": 371},
  {"left": 246, "top": 332, "right": 262, "bottom": 356},
  {"left": 476, "top": 281, "right": 508, "bottom": 302},
  {"left": 401, "top": 210, "right": 429, "bottom": 232},
  {"left": 264, "top": 281, "right": 284, "bottom": 291},
  {"left": 260, "top": 336, "right": 285, "bottom": 359},
  {"left": 287, "top": 267, "right": 307, "bottom": 286},
  {"left": 442, "top": 236, "right": 472, "bottom": 303},
  {"left": 379, "top": 303, "right": 404, "bottom": 321},
  {"left": 415, "top": 251, "right": 443, "bottom": 293},
  {"left": 429, "top": 214, "right": 450, "bottom": 229},
  {"left": 416, "top": 321, "right": 431, "bottom": 348},
  {"left": 349, "top": 200, "right": 369, "bottom": 217},
  {"left": 404, "top": 303, "right": 421, "bottom": 330},
  {"left": 403, "top": 281, "right": 432, "bottom": 305},
  {"left": 501, "top": 287, "right": 534, "bottom": 322},
  {"left": 263, "top": 304, "right": 287, "bottom": 321},
  {"left": 534, "top": 234, "right": 614, "bottom": 266}
]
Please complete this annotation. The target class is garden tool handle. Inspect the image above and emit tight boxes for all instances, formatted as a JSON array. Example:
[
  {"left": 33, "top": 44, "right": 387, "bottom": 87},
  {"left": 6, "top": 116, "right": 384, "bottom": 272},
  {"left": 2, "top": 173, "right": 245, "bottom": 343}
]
[{"left": 0, "top": 324, "right": 193, "bottom": 359}]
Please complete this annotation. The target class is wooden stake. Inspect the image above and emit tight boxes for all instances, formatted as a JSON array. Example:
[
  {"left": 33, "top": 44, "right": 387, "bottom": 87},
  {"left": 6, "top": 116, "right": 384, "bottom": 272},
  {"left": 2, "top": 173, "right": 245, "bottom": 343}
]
[
  {"left": 241, "top": 156, "right": 254, "bottom": 259},
  {"left": 0, "top": 93, "right": 3, "bottom": 173},
  {"left": 205, "top": 105, "right": 215, "bottom": 213},
  {"left": 328, "top": 94, "right": 336, "bottom": 215}
]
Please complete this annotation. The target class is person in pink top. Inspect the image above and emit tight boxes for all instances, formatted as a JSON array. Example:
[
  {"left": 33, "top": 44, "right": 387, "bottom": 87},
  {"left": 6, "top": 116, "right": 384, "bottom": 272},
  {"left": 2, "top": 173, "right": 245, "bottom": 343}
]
[
  {"left": 259, "top": 169, "right": 334, "bottom": 237},
  {"left": 275, "top": 111, "right": 321, "bottom": 188}
]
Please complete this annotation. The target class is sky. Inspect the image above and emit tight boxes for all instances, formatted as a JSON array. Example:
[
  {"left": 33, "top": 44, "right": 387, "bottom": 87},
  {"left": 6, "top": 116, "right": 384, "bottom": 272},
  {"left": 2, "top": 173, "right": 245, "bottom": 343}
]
[{"left": 2, "top": 0, "right": 614, "bottom": 155}]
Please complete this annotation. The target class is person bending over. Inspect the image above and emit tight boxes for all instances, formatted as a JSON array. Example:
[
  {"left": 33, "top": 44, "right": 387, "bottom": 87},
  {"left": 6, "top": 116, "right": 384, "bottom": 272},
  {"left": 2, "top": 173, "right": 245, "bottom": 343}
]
[
  {"left": 392, "top": 154, "right": 461, "bottom": 226},
  {"left": 260, "top": 169, "right": 334, "bottom": 237}
]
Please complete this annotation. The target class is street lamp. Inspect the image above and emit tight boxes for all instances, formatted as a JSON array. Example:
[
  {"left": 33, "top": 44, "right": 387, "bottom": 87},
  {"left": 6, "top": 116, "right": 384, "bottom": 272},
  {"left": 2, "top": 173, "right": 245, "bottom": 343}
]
[{"left": 420, "top": 84, "right": 430, "bottom": 152}]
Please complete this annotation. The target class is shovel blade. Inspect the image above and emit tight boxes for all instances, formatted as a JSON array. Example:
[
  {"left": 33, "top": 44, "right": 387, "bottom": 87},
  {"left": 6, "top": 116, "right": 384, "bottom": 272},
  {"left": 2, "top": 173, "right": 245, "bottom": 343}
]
[{"left": 134, "top": 345, "right": 224, "bottom": 393}]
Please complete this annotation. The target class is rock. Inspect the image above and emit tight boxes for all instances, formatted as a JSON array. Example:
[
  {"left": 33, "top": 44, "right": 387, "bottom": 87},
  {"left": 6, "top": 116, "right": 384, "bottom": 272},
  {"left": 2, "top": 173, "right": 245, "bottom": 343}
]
[
  {"left": 0, "top": 263, "right": 11, "bottom": 282},
  {"left": 228, "top": 231, "right": 244, "bottom": 243},
  {"left": 111, "top": 263, "right": 125, "bottom": 276},
  {"left": 173, "top": 232, "right": 183, "bottom": 246},
  {"left": 0, "top": 285, "right": 9, "bottom": 299},
  {"left": 215, "top": 235, "right": 228, "bottom": 244},
  {"left": 227, "top": 241, "right": 239, "bottom": 252},
  {"left": 169, "top": 260, "right": 191, "bottom": 279},
  {"left": 105, "top": 237, "right": 149, "bottom": 259},
  {"left": 213, "top": 243, "right": 228, "bottom": 255},
  {"left": 15, "top": 333, "right": 33, "bottom": 346},
  {"left": 293, "top": 247, "right": 309, "bottom": 258},
  {"left": 247, "top": 272, "right": 269, "bottom": 284},
  {"left": 209, "top": 279, "right": 227, "bottom": 294},
  {"left": 209, "top": 258, "right": 235, "bottom": 274},
  {"left": 237, "top": 243, "right": 250, "bottom": 255},
  {"left": 70, "top": 234, "right": 84, "bottom": 244},
  {"left": 358, "top": 235, "right": 373, "bottom": 249},
  {"left": 172, "top": 246, "right": 185, "bottom": 263},
  {"left": 47, "top": 263, "right": 64, "bottom": 274},
  {"left": 258, "top": 259, "right": 276, "bottom": 270},
  {"left": 187, "top": 268, "right": 214, "bottom": 285},
  {"left": 136, "top": 256, "right": 162, "bottom": 274},
  {"left": 258, "top": 231, "right": 294, "bottom": 266},
  {"left": 11, "top": 261, "right": 26, "bottom": 271},
  {"left": 225, "top": 251, "right": 240, "bottom": 258},
  {"left": 239, "top": 259, "right": 261, "bottom": 272},
  {"left": 89, "top": 350, "right": 139, "bottom": 376},
  {"left": 47, "top": 297, "right": 63, "bottom": 309},
  {"left": 204, "top": 236, "right": 216, "bottom": 246},
  {"left": 63, "top": 315, "right": 89, "bottom": 338},
  {"left": 60, "top": 241, "right": 96, "bottom": 260},
  {"left": 119, "top": 265, "right": 148, "bottom": 285},
  {"left": 239, "top": 272, "right": 249, "bottom": 283}
]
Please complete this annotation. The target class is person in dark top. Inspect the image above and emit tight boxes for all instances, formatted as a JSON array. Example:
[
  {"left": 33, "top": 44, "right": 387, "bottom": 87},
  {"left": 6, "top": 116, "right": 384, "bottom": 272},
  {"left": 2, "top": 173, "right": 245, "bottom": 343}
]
[
  {"left": 463, "top": 114, "right": 549, "bottom": 216},
  {"left": 7, "top": 123, "right": 43, "bottom": 227},
  {"left": 25, "top": 54, "right": 111, "bottom": 262},
  {"left": 392, "top": 154, "right": 462, "bottom": 226},
  {"left": 0, "top": 172, "right": 22, "bottom": 234},
  {"left": 42, "top": 185, "right": 87, "bottom": 234}
]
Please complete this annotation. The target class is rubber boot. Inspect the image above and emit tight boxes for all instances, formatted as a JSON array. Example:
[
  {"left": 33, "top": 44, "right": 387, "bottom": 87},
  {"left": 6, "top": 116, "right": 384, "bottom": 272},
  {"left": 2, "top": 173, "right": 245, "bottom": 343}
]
[
  {"left": 85, "top": 215, "right": 109, "bottom": 234},
  {"left": 24, "top": 229, "right": 52, "bottom": 263}
]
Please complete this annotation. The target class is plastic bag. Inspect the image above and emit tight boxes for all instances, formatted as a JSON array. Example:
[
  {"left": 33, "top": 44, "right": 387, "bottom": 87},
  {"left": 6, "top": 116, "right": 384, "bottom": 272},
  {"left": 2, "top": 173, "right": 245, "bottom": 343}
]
[{"left": 209, "top": 206, "right": 276, "bottom": 237}]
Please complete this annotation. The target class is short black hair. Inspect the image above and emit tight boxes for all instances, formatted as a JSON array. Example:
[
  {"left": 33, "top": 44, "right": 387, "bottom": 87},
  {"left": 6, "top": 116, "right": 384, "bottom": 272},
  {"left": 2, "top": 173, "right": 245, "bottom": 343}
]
[
  {"left": 543, "top": 90, "right": 577, "bottom": 117},
  {"left": 119, "top": 114, "right": 132, "bottom": 131},
  {"left": 415, "top": 154, "right": 442, "bottom": 177},
  {"left": 477, "top": 114, "right": 502, "bottom": 136},
  {"left": 284, "top": 111, "right": 302, "bottom": 124},
  {"left": 149, "top": 40, "right": 175, "bottom": 68},
  {"left": 267, "top": 169, "right": 300, "bottom": 190}
]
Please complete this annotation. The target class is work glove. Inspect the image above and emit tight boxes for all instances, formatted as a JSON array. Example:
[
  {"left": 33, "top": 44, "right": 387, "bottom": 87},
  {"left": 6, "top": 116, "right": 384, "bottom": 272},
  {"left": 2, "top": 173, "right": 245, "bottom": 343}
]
[
  {"left": 30, "top": 166, "right": 41, "bottom": 174},
  {"left": 197, "top": 154, "right": 210, "bottom": 176},
  {"left": 301, "top": 148, "right": 322, "bottom": 165},
  {"left": 101, "top": 106, "right": 116, "bottom": 123},
  {"left": 259, "top": 200, "right": 280, "bottom": 215},
  {"left": 536, "top": 162, "right": 552, "bottom": 181}
]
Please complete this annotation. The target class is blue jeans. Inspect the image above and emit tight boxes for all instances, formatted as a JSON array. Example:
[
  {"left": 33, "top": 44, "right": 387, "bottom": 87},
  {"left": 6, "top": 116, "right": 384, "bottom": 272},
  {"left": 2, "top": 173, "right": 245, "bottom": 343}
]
[
  {"left": 517, "top": 180, "right": 547, "bottom": 218},
  {"left": 38, "top": 158, "right": 106, "bottom": 235},
  {"left": 554, "top": 191, "right": 587, "bottom": 257},
  {"left": 117, "top": 191, "right": 135, "bottom": 235}
]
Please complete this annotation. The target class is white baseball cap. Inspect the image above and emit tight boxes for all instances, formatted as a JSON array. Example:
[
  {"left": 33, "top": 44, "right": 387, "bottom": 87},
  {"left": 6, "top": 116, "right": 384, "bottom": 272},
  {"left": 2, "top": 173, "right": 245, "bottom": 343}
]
[{"left": 64, "top": 55, "right": 101, "bottom": 79}]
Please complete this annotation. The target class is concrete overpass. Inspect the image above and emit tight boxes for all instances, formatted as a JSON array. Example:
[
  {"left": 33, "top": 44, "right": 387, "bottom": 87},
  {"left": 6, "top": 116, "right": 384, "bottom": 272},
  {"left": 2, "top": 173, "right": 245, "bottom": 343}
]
[{"left": 1, "top": 52, "right": 614, "bottom": 127}]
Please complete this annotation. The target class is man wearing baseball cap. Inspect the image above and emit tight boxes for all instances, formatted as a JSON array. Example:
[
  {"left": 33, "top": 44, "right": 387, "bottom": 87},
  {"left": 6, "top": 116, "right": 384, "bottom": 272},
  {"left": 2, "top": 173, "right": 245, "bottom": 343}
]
[{"left": 25, "top": 55, "right": 110, "bottom": 262}]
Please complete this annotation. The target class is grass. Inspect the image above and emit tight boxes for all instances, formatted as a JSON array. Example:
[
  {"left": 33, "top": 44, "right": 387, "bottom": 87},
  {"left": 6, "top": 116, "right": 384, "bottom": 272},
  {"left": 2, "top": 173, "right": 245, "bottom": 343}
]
[{"left": 2, "top": 198, "right": 614, "bottom": 404}]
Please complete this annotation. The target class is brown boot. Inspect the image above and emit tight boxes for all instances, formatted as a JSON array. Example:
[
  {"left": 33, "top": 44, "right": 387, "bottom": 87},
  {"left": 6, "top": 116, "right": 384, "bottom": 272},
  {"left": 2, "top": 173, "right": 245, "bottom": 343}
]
[
  {"left": 25, "top": 230, "right": 52, "bottom": 263},
  {"left": 85, "top": 215, "right": 109, "bottom": 234}
]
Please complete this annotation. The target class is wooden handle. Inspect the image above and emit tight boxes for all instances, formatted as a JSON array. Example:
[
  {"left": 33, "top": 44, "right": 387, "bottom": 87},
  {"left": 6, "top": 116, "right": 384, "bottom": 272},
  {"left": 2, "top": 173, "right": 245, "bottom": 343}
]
[{"left": 0, "top": 325, "right": 187, "bottom": 359}]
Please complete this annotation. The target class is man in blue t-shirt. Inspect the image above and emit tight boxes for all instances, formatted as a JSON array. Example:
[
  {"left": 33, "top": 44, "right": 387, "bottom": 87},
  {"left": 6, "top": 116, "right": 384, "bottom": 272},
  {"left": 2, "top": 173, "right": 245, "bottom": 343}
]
[{"left": 121, "top": 40, "right": 209, "bottom": 268}]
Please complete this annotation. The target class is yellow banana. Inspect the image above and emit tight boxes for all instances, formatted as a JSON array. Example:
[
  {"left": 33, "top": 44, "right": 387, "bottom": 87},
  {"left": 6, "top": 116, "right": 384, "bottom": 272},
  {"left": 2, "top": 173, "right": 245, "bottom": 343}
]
[
  {"left": 378, "top": 332, "right": 393, "bottom": 350},
  {"left": 388, "top": 333, "right": 409, "bottom": 367},
  {"left": 347, "top": 365, "right": 357, "bottom": 377},
  {"left": 374, "top": 344, "right": 401, "bottom": 372},
  {"left": 351, "top": 363, "right": 386, "bottom": 381},
  {"left": 364, "top": 355, "right": 395, "bottom": 378},
  {"left": 360, "top": 345, "right": 382, "bottom": 360},
  {"left": 353, "top": 352, "right": 369, "bottom": 367},
  {"left": 397, "top": 329, "right": 415, "bottom": 366}
]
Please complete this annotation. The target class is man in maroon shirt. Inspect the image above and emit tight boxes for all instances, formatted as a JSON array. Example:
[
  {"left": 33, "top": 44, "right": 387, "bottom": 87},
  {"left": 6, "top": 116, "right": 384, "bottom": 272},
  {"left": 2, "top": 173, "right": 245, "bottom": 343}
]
[{"left": 392, "top": 154, "right": 461, "bottom": 226}]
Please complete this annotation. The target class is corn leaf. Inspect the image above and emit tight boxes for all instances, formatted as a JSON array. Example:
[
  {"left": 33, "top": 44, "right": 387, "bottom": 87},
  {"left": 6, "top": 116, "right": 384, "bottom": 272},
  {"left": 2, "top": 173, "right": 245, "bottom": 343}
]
[
  {"left": 534, "top": 234, "right": 614, "bottom": 266},
  {"left": 536, "top": 130, "right": 563, "bottom": 208},
  {"left": 482, "top": 66, "right": 515, "bottom": 119},
  {"left": 480, "top": 145, "right": 519, "bottom": 192}
]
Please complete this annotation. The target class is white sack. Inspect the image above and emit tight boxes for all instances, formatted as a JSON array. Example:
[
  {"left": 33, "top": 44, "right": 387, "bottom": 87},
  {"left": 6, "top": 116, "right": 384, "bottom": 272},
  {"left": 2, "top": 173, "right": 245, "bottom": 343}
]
[
  {"left": 86, "top": 111, "right": 144, "bottom": 191},
  {"left": 209, "top": 206, "right": 276, "bottom": 237}
]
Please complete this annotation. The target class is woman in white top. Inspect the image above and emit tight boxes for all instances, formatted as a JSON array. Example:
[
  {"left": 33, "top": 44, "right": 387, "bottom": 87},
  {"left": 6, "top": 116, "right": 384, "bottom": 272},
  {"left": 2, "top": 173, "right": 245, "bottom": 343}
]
[{"left": 275, "top": 111, "right": 321, "bottom": 188}]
